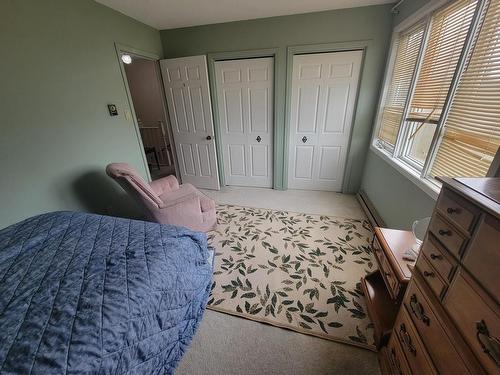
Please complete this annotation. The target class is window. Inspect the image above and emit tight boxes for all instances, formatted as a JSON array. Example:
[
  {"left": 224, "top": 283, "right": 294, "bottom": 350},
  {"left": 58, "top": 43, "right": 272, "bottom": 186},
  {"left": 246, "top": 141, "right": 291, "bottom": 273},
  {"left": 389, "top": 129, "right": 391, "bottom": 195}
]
[
  {"left": 373, "top": 0, "right": 500, "bottom": 194},
  {"left": 431, "top": 0, "right": 500, "bottom": 177},
  {"left": 377, "top": 22, "right": 426, "bottom": 148},
  {"left": 400, "top": 0, "right": 478, "bottom": 167}
]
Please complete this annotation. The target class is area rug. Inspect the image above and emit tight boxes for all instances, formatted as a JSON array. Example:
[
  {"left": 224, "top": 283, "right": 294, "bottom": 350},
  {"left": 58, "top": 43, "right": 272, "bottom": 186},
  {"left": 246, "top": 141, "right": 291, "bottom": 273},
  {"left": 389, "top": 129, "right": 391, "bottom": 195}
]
[{"left": 206, "top": 204, "right": 377, "bottom": 350}]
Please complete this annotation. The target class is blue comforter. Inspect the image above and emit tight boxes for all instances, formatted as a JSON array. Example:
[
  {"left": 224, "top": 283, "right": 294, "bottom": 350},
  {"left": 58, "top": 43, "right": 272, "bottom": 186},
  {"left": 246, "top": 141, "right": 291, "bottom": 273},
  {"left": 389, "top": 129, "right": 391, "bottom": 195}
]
[{"left": 0, "top": 211, "right": 213, "bottom": 374}]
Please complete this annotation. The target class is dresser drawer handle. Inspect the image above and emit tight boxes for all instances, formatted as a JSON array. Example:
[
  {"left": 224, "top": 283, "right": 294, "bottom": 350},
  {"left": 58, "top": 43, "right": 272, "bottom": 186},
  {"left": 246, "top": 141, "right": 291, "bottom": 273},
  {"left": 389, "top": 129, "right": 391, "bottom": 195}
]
[
  {"left": 430, "top": 253, "right": 442, "bottom": 260},
  {"left": 410, "top": 294, "right": 430, "bottom": 326},
  {"left": 446, "top": 207, "right": 461, "bottom": 214},
  {"left": 476, "top": 320, "right": 500, "bottom": 366},
  {"left": 390, "top": 348, "right": 403, "bottom": 373},
  {"left": 438, "top": 229, "right": 452, "bottom": 236},
  {"left": 423, "top": 271, "right": 435, "bottom": 278},
  {"left": 400, "top": 323, "right": 417, "bottom": 355}
]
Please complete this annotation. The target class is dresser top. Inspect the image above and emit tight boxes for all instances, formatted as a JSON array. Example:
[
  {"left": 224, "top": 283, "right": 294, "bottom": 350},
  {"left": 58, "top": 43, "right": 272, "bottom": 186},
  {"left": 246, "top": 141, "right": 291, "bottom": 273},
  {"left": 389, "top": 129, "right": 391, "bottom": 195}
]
[
  {"left": 437, "top": 177, "right": 500, "bottom": 219},
  {"left": 374, "top": 227, "right": 415, "bottom": 282}
]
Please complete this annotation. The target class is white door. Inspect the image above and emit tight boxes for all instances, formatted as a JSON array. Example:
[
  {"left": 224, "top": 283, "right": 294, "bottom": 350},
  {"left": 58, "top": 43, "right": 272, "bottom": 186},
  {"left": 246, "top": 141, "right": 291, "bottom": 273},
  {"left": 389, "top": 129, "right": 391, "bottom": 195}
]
[
  {"left": 288, "top": 50, "right": 362, "bottom": 191},
  {"left": 215, "top": 58, "right": 274, "bottom": 188},
  {"left": 160, "top": 55, "right": 220, "bottom": 190}
]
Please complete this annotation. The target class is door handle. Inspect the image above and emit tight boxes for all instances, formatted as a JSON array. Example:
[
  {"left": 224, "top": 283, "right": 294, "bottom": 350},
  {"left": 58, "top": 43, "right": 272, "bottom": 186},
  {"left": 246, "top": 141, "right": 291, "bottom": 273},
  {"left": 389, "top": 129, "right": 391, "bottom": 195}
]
[
  {"left": 206, "top": 135, "right": 212, "bottom": 140},
  {"left": 302, "top": 136, "right": 308, "bottom": 143},
  {"left": 410, "top": 294, "right": 430, "bottom": 326},
  {"left": 256, "top": 136, "right": 262, "bottom": 143},
  {"left": 399, "top": 323, "right": 417, "bottom": 356}
]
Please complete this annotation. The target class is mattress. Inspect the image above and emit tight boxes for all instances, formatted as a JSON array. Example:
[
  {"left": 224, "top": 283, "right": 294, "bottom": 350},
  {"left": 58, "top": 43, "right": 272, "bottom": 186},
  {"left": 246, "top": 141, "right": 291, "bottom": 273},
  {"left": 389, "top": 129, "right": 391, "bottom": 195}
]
[{"left": 0, "top": 211, "right": 213, "bottom": 374}]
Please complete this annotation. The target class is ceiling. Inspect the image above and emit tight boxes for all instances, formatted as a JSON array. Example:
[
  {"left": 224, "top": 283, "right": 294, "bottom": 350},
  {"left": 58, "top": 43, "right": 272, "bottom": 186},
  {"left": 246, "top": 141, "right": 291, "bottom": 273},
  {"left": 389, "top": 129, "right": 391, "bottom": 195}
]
[{"left": 95, "top": 0, "right": 394, "bottom": 30}]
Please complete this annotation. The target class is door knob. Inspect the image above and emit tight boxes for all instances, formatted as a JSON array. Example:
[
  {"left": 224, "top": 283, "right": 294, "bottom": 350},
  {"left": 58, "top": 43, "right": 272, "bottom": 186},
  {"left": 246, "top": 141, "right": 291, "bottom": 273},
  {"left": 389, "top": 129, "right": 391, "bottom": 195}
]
[
  {"left": 206, "top": 135, "right": 212, "bottom": 140},
  {"left": 302, "top": 136, "right": 308, "bottom": 143},
  {"left": 256, "top": 136, "right": 262, "bottom": 143}
]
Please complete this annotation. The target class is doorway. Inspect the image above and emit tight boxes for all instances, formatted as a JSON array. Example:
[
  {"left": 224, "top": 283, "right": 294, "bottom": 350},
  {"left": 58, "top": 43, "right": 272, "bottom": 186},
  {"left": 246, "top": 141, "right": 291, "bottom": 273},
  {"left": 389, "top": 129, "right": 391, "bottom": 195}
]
[
  {"left": 120, "top": 51, "right": 177, "bottom": 181},
  {"left": 214, "top": 57, "right": 274, "bottom": 188},
  {"left": 287, "top": 50, "right": 363, "bottom": 192}
]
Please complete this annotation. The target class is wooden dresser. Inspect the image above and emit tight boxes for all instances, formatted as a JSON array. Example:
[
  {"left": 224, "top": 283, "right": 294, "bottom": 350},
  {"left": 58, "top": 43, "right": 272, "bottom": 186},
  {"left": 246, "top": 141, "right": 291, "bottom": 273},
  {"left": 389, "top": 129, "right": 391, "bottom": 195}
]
[{"left": 379, "top": 177, "right": 500, "bottom": 375}]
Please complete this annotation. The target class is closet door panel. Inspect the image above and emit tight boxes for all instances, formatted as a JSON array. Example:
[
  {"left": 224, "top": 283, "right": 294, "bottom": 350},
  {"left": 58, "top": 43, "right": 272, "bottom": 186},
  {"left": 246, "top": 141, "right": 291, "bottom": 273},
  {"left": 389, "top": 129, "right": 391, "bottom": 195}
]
[
  {"left": 288, "top": 51, "right": 362, "bottom": 191},
  {"left": 215, "top": 57, "right": 274, "bottom": 188}
]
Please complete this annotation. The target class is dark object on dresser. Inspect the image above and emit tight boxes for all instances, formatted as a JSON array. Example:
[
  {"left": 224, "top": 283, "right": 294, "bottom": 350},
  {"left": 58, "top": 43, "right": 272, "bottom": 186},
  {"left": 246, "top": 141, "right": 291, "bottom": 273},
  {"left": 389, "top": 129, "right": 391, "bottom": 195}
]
[{"left": 380, "top": 177, "right": 500, "bottom": 375}]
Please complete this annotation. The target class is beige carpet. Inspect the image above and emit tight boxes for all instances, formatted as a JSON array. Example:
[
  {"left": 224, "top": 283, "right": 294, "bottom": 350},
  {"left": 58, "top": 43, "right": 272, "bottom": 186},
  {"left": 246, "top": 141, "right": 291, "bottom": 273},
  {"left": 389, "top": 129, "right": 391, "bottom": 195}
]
[
  {"left": 175, "top": 310, "right": 381, "bottom": 375},
  {"left": 207, "top": 204, "right": 377, "bottom": 350}
]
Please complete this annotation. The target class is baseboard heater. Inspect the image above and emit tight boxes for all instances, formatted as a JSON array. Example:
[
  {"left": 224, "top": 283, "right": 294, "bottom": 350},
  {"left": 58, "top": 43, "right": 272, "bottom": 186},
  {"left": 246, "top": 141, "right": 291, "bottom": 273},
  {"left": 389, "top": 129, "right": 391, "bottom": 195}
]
[{"left": 356, "top": 190, "right": 386, "bottom": 229}]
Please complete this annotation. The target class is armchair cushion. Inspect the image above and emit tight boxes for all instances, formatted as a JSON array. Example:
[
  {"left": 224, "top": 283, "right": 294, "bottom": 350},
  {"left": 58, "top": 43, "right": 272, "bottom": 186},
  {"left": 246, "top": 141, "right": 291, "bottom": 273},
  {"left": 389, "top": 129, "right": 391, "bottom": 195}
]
[
  {"left": 150, "top": 175, "right": 180, "bottom": 196},
  {"left": 159, "top": 183, "right": 199, "bottom": 208}
]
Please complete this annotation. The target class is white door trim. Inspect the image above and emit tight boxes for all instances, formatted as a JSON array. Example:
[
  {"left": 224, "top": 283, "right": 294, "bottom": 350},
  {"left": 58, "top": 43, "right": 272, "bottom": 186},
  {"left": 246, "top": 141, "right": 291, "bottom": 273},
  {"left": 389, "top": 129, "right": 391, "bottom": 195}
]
[{"left": 115, "top": 43, "right": 179, "bottom": 182}]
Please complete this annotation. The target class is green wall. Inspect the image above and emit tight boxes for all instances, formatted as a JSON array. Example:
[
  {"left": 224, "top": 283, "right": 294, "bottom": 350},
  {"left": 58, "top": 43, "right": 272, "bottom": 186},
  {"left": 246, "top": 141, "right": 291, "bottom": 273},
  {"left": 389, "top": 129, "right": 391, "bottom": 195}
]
[
  {"left": 160, "top": 4, "right": 393, "bottom": 193},
  {"left": 394, "top": 0, "right": 432, "bottom": 25},
  {"left": 361, "top": 153, "right": 436, "bottom": 229},
  {"left": 360, "top": 0, "right": 436, "bottom": 230},
  {"left": 0, "top": 0, "right": 163, "bottom": 228}
]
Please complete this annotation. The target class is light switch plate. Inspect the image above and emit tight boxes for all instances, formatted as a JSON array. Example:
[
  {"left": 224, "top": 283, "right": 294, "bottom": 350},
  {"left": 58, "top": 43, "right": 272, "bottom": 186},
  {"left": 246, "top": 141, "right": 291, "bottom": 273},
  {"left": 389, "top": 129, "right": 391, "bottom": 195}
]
[{"left": 107, "top": 104, "right": 118, "bottom": 116}]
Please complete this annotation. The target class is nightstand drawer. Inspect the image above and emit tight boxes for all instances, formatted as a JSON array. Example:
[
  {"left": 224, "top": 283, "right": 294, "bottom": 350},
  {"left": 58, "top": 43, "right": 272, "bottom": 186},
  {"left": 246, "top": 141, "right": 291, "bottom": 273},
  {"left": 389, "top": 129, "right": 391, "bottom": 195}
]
[
  {"left": 421, "top": 234, "right": 456, "bottom": 282},
  {"left": 395, "top": 307, "right": 438, "bottom": 375},
  {"left": 387, "top": 331, "right": 412, "bottom": 375},
  {"left": 404, "top": 279, "right": 472, "bottom": 375},
  {"left": 444, "top": 270, "right": 500, "bottom": 374},
  {"left": 373, "top": 236, "right": 399, "bottom": 299},
  {"left": 428, "top": 214, "right": 467, "bottom": 259},
  {"left": 416, "top": 255, "right": 447, "bottom": 299},
  {"left": 436, "top": 188, "right": 479, "bottom": 233}
]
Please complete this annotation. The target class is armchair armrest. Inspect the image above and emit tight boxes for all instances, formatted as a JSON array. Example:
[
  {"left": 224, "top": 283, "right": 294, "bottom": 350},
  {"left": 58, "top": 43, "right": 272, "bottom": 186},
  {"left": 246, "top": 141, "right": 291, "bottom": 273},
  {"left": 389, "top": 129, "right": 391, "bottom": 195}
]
[{"left": 158, "top": 191, "right": 205, "bottom": 228}]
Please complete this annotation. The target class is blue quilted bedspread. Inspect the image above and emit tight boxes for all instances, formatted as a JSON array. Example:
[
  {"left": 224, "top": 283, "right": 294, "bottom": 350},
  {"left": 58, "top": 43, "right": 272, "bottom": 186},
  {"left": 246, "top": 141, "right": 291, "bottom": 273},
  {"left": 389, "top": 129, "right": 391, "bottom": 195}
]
[{"left": 0, "top": 211, "right": 213, "bottom": 375}]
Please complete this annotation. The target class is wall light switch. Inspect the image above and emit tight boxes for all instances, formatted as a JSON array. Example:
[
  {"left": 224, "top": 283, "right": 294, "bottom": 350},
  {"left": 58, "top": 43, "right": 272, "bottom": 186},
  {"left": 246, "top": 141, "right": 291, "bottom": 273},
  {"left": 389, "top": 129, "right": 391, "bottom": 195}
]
[
  {"left": 125, "top": 110, "right": 132, "bottom": 121},
  {"left": 107, "top": 104, "right": 118, "bottom": 116}
]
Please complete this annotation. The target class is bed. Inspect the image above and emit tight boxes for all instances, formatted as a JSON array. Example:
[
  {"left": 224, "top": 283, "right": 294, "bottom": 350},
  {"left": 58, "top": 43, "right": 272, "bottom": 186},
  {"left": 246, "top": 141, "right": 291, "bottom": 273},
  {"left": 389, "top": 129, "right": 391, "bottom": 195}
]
[{"left": 0, "top": 211, "right": 213, "bottom": 374}]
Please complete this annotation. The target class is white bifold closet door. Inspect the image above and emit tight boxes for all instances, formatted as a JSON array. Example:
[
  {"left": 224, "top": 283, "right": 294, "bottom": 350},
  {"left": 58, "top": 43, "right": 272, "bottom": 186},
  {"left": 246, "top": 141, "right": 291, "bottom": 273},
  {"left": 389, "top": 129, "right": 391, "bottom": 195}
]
[
  {"left": 215, "top": 57, "right": 274, "bottom": 188},
  {"left": 288, "top": 51, "right": 362, "bottom": 192},
  {"left": 160, "top": 55, "right": 220, "bottom": 190}
]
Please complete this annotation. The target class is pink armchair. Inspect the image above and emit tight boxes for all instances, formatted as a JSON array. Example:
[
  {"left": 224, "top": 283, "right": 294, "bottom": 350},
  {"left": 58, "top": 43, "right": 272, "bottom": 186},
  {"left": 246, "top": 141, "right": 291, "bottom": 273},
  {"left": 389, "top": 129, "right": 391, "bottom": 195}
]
[{"left": 106, "top": 163, "right": 216, "bottom": 232}]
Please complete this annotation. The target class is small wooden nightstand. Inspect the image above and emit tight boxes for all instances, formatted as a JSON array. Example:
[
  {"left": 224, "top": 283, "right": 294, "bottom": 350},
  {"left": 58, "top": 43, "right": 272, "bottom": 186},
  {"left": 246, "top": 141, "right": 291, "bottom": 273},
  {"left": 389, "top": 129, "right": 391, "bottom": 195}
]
[{"left": 361, "top": 227, "right": 416, "bottom": 348}]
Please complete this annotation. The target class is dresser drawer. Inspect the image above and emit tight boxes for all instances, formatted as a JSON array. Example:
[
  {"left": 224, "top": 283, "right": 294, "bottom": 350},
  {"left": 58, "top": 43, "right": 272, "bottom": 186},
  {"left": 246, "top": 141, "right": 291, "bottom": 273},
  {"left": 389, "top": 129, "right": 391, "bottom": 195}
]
[
  {"left": 378, "top": 347, "right": 394, "bottom": 375},
  {"left": 463, "top": 214, "right": 500, "bottom": 303},
  {"left": 421, "top": 234, "right": 457, "bottom": 282},
  {"left": 404, "top": 279, "right": 472, "bottom": 374},
  {"left": 373, "top": 237, "right": 399, "bottom": 299},
  {"left": 444, "top": 270, "right": 500, "bottom": 374},
  {"left": 395, "top": 307, "right": 437, "bottom": 375},
  {"left": 387, "top": 331, "right": 412, "bottom": 375},
  {"left": 436, "top": 187, "right": 479, "bottom": 233},
  {"left": 428, "top": 214, "right": 467, "bottom": 259},
  {"left": 416, "top": 254, "right": 447, "bottom": 299}
]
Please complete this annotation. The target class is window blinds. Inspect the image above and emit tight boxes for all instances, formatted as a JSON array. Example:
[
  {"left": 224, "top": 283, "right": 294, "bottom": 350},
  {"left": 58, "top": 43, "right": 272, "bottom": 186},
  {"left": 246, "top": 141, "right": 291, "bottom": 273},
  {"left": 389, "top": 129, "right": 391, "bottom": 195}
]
[
  {"left": 431, "top": 0, "right": 500, "bottom": 178},
  {"left": 378, "top": 22, "right": 425, "bottom": 146},
  {"left": 406, "top": 0, "right": 478, "bottom": 125}
]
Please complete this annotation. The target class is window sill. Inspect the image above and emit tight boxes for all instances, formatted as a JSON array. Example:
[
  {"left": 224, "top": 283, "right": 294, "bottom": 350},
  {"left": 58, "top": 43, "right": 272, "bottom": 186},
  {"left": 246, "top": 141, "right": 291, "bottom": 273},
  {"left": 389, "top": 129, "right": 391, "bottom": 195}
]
[{"left": 370, "top": 142, "right": 440, "bottom": 201}]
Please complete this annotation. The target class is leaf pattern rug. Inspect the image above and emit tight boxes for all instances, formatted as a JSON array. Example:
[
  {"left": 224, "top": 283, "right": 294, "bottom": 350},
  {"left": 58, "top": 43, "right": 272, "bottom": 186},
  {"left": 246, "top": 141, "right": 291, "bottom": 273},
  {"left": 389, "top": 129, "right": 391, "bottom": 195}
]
[{"left": 207, "top": 204, "right": 377, "bottom": 350}]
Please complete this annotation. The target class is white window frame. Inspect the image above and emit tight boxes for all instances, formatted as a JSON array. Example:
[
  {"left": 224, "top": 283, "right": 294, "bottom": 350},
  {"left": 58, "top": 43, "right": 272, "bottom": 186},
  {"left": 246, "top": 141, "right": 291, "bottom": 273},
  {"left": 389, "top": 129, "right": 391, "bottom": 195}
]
[{"left": 371, "top": 0, "right": 487, "bottom": 200}]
